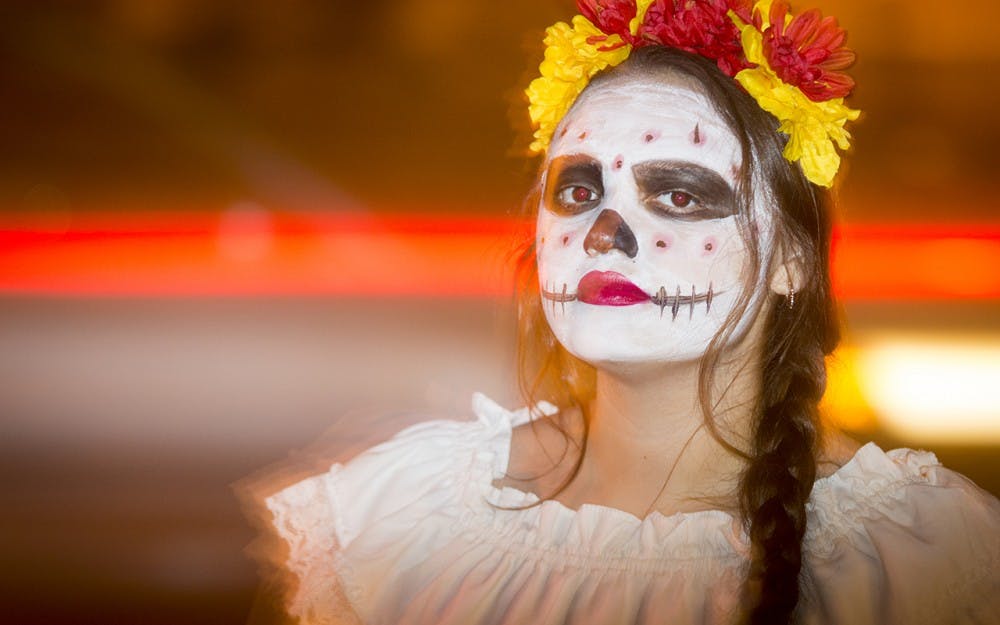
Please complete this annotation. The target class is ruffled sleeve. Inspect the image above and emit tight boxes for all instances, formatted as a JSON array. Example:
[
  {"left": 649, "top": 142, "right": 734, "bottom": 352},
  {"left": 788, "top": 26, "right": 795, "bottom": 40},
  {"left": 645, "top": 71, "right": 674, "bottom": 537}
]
[
  {"left": 263, "top": 393, "right": 526, "bottom": 624},
  {"left": 265, "top": 471, "right": 363, "bottom": 625},
  {"left": 801, "top": 443, "right": 1000, "bottom": 625}
]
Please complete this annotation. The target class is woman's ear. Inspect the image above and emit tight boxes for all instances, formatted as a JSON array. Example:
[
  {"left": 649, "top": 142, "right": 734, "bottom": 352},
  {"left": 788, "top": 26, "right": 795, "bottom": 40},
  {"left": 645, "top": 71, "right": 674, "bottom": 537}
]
[{"left": 769, "top": 243, "right": 806, "bottom": 297}]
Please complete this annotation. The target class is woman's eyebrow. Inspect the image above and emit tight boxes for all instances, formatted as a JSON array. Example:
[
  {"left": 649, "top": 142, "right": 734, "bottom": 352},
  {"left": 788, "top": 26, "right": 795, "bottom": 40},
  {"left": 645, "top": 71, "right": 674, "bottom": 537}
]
[
  {"left": 546, "top": 154, "right": 603, "bottom": 188},
  {"left": 631, "top": 160, "right": 736, "bottom": 208}
]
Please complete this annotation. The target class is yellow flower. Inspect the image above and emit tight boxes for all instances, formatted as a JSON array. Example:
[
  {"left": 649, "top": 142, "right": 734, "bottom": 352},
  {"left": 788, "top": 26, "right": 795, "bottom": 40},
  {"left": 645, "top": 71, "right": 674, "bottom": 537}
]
[
  {"left": 526, "top": 16, "right": 631, "bottom": 153},
  {"left": 736, "top": 68, "right": 859, "bottom": 187},
  {"left": 628, "top": 0, "right": 656, "bottom": 35}
]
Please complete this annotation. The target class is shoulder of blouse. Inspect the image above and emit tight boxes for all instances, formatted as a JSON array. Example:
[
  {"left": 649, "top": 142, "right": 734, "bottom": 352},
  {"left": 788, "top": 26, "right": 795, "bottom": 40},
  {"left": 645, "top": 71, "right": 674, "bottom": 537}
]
[{"left": 800, "top": 443, "right": 1000, "bottom": 624}]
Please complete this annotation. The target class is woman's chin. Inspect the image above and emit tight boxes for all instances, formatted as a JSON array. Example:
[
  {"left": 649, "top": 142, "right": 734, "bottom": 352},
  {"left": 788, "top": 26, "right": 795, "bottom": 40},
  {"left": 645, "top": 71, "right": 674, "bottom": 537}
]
[{"left": 561, "top": 340, "right": 707, "bottom": 371}]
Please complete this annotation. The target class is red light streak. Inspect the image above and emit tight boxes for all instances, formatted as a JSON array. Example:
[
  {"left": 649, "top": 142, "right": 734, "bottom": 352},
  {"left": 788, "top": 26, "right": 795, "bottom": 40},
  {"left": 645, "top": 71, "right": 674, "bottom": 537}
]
[
  {"left": 832, "top": 223, "right": 1000, "bottom": 301},
  {"left": 1, "top": 212, "right": 997, "bottom": 299}
]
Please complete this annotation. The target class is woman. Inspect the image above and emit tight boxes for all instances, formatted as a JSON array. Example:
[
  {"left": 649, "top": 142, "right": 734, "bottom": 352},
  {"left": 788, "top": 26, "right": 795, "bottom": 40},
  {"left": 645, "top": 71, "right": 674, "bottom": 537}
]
[{"left": 258, "top": 2, "right": 1000, "bottom": 624}]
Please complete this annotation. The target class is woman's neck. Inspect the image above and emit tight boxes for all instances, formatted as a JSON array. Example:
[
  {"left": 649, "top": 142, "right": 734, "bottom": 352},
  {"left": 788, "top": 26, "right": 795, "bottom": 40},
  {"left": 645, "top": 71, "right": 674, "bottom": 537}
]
[{"left": 564, "top": 353, "right": 759, "bottom": 518}]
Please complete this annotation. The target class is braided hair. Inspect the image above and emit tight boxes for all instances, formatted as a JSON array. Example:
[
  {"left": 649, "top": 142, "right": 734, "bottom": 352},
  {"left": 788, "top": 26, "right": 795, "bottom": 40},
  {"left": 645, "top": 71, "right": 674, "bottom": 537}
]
[
  {"left": 514, "top": 46, "right": 841, "bottom": 624},
  {"left": 739, "top": 179, "right": 838, "bottom": 625}
]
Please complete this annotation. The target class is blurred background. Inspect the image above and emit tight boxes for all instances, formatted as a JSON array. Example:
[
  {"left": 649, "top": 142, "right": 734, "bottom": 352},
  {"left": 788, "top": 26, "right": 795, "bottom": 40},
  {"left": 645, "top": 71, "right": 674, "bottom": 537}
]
[{"left": 1, "top": 1, "right": 998, "bottom": 623}]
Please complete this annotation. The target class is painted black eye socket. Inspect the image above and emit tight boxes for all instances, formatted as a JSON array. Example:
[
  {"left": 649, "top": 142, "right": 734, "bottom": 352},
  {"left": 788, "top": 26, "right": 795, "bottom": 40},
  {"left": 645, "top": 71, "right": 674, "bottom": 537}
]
[
  {"left": 544, "top": 155, "right": 604, "bottom": 216},
  {"left": 633, "top": 161, "right": 737, "bottom": 221}
]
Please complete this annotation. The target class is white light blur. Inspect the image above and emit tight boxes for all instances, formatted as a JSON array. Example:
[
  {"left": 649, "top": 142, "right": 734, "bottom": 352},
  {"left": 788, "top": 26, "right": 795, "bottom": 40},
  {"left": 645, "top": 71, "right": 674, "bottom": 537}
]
[{"left": 857, "top": 335, "right": 1000, "bottom": 444}]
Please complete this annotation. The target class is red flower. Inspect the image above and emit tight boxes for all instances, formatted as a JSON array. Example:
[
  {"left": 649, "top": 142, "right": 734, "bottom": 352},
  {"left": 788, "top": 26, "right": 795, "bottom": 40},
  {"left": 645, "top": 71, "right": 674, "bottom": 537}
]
[
  {"left": 761, "top": 1, "right": 856, "bottom": 100},
  {"left": 727, "top": 0, "right": 754, "bottom": 25},
  {"left": 577, "top": 0, "right": 638, "bottom": 41},
  {"left": 637, "top": 0, "right": 753, "bottom": 77}
]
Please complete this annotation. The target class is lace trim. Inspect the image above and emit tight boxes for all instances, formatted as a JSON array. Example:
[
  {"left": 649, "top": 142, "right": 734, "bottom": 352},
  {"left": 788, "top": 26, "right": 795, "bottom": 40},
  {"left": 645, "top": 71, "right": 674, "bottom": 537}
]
[{"left": 266, "top": 474, "right": 363, "bottom": 625}]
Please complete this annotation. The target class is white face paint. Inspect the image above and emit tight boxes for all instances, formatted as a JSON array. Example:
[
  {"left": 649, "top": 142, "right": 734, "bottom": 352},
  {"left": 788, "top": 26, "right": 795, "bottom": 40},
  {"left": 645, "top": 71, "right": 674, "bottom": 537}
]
[{"left": 537, "top": 78, "right": 773, "bottom": 366}]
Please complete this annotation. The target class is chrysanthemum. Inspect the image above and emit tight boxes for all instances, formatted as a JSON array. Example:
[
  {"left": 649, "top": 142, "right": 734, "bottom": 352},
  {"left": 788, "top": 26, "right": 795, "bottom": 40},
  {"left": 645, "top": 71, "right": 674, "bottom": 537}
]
[
  {"left": 759, "top": 0, "right": 855, "bottom": 101},
  {"left": 577, "top": 0, "right": 638, "bottom": 42},
  {"left": 639, "top": 0, "right": 753, "bottom": 76}
]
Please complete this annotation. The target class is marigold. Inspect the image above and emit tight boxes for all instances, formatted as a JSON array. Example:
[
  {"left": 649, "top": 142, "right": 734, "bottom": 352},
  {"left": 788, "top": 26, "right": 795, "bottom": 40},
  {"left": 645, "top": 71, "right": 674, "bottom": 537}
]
[{"left": 526, "top": 16, "right": 632, "bottom": 153}]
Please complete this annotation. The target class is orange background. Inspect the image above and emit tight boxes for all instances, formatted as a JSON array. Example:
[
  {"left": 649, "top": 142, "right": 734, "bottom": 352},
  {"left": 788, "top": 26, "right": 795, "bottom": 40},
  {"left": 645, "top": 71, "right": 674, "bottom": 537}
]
[{"left": 2, "top": 2, "right": 998, "bottom": 624}]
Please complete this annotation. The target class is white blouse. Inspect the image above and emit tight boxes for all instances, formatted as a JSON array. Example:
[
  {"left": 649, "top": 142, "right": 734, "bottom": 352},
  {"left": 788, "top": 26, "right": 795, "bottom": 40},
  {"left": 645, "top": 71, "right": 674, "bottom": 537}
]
[{"left": 266, "top": 393, "right": 1000, "bottom": 625}]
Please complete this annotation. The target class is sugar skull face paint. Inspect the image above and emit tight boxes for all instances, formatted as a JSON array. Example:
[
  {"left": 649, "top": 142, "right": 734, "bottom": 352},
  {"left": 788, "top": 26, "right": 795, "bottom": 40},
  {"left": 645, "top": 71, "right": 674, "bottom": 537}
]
[{"left": 537, "top": 79, "right": 773, "bottom": 365}]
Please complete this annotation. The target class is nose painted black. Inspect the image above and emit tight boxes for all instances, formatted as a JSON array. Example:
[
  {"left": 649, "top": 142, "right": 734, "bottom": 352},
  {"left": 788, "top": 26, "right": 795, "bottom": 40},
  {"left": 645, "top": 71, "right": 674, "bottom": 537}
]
[{"left": 583, "top": 209, "right": 638, "bottom": 258}]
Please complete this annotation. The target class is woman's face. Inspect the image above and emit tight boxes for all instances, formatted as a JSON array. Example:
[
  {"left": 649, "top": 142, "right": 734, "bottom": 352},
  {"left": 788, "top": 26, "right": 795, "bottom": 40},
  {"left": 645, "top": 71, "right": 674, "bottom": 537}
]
[{"left": 536, "top": 77, "right": 773, "bottom": 366}]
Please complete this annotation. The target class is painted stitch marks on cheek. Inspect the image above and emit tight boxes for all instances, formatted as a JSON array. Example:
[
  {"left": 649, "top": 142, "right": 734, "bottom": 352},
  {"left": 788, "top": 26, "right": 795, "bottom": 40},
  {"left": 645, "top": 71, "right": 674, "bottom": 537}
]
[
  {"left": 541, "top": 279, "right": 576, "bottom": 314},
  {"left": 539, "top": 228, "right": 583, "bottom": 315},
  {"left": 640, "top": 224, "right": 734, "bottom": 321},
  {"left": 649, "top": 282, "right": 715, "bottom": 320}
]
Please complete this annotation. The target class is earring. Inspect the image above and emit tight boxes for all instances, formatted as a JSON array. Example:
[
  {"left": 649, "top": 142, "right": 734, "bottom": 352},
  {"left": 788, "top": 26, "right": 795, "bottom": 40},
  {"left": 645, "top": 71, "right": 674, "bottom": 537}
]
[{"left": 787, "top": 278, "right": 796, "bottom": 310}]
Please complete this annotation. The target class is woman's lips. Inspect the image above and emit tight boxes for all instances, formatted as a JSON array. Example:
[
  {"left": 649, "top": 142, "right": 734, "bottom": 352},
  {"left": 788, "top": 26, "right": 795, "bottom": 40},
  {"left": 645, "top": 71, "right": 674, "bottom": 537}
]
[{"left": 577, "top": 270, "right": 650, "bottom": 306}]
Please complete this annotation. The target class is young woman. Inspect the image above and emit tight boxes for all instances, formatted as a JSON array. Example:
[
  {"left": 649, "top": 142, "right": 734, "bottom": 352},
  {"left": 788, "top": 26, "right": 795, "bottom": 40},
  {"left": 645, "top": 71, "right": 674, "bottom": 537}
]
[{"left": 258, "top": 2, "right": 1000, "bottom": 623}]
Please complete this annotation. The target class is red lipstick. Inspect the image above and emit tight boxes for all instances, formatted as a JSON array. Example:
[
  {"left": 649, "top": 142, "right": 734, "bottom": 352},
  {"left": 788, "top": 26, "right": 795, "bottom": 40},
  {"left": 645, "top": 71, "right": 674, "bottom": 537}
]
[{"left": 577, "top": 271, "right": 650, "bottom": 306}]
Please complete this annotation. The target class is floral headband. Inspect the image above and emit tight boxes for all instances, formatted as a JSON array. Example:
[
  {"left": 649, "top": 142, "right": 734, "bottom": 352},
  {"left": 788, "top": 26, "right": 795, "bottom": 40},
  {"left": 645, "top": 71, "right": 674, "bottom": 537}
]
[{"left": 526, "top": 0, "right": 860, "bottom": 188}]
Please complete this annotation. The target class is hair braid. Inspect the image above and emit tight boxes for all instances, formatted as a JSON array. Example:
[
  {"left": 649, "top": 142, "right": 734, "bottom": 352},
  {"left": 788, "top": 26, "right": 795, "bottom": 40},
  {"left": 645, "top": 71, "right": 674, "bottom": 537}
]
[{"left": 741, "top": 224, "right": 839, "bottom": 624}]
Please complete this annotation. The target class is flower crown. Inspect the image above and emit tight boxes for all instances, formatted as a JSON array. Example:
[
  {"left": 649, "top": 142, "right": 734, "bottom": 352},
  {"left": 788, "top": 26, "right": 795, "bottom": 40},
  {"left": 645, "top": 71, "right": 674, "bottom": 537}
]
[{"left": 526, "top": 0, "right": 860, "bottom": 188}]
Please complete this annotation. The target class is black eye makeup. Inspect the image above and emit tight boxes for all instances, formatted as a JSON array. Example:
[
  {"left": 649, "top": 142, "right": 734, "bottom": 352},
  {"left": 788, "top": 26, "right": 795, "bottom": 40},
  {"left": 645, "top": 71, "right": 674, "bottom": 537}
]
[
  {"left": 632, "top": 161, "right": 737, "bottom": 220},
  {"left": 544, "top": 155, "right": 604, "bottom": 216}
]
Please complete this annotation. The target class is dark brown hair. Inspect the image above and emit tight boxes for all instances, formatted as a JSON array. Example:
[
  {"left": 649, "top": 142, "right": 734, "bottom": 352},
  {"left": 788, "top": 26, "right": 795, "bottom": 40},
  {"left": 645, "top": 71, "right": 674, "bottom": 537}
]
[{"left": 515, "top": 46, "right": 840, "bottom": 624}]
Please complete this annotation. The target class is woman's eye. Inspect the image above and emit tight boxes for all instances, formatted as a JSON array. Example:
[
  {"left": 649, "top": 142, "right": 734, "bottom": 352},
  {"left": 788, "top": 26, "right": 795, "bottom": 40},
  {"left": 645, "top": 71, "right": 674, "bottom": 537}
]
[
  {"left": 656, "top": 190, "right": 697, "bottom": 209},
  {"left": 559, "top": 186, "right": 599, "bottom": 205}
]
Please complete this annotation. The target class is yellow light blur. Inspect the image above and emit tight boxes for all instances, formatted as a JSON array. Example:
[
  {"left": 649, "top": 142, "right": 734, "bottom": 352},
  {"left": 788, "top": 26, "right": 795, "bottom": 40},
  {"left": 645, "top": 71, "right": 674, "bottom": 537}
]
[
  {"left": 852, "top": 335, "right": 1000, "bottom": 444},
  {"left": 822, "top": 345, "right": 877, "bottom": 432}
]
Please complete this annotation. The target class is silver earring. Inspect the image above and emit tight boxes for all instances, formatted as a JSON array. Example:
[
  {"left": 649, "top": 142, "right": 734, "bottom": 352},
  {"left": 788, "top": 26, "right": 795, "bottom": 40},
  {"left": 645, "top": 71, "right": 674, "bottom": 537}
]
[{"left": 787, "top": 279, "right": 796, "bottom": 310}]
